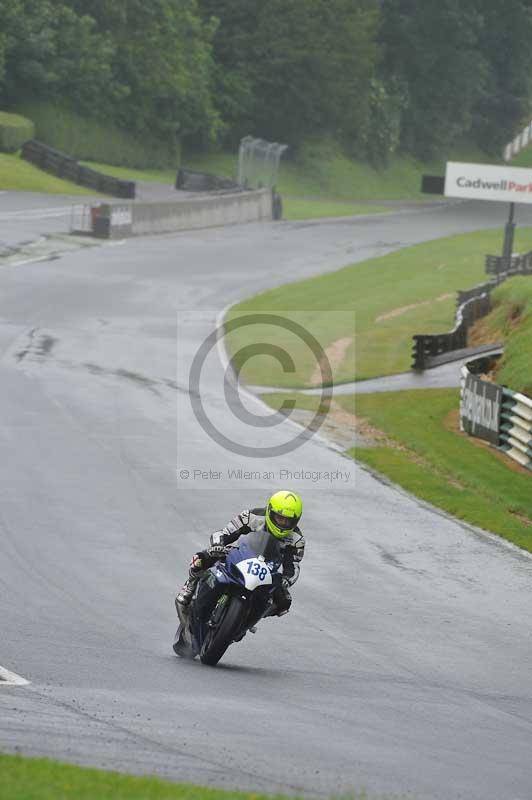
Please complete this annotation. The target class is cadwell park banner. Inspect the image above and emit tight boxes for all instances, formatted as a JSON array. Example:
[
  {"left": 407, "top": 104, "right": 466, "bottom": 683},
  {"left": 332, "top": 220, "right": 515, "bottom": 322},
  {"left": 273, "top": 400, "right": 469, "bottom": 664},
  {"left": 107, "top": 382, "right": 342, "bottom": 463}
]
[
  {"left": 445, "top": 162, "right": 532, "bottom": 204},
  {"left": 460, "top": 373, "right": 502, "bottom": 445}
]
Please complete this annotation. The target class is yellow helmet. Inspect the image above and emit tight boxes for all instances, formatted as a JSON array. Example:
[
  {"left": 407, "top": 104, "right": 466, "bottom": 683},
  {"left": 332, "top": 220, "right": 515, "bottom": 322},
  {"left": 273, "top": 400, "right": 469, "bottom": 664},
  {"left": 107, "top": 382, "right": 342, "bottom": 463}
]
[{"left": 265, "top": 490, "right": 303, "bottom": 539}]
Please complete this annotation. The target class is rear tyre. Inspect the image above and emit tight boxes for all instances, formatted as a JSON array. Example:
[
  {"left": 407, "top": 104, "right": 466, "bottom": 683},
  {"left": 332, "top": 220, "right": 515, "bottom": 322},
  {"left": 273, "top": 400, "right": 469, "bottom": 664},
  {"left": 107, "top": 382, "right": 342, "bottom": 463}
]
[{"left": 200, "top": 596, "right": 245, "bottom": 666}]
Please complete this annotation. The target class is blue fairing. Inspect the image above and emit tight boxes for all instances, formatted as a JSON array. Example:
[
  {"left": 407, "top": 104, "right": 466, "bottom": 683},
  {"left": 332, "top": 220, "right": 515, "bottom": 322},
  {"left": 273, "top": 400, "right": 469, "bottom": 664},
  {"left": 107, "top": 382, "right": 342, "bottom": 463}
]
[
  {"left": 183, "top": 529, "right": 284, "bottom": 657},
  {"left": 218, "top": 530, "right": 283, "bottom": 588}
]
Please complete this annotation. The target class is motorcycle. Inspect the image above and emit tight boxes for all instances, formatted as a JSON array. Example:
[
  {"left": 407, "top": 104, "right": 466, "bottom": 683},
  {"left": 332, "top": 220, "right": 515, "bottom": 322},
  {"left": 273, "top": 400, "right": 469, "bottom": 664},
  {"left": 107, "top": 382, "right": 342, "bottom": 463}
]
[{"left": 173, "top": 529, "right": 284, "bottom": 666}]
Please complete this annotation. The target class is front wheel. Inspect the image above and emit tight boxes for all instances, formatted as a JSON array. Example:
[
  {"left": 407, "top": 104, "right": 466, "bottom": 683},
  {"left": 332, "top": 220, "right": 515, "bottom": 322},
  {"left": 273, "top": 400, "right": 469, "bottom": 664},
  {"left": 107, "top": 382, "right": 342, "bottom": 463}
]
[{"left": 200, "top": 596, "right": 245, "bottom": 666}]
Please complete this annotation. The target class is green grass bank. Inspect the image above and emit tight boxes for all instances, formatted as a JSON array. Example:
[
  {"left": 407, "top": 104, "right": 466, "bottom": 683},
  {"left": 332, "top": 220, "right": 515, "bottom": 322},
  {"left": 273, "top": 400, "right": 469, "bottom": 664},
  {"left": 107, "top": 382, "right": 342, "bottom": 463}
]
[
  {"left": 263, "top": 389, "right": 532, "bottom": 550},
  {"left": 0, "top": 753, "right": 378, "bottom": 800},
  {"left": 473, "top": 275, "right": 532, "bottom": 396},
  {"left": 186, "top": 138, "right": 491, "bottom": 203},
  {"left": 225, "top": 227, "right": 532, "bottom": 388},
  {"left": 0, "top": 153, "right": 93, "bottom": 194},
  {"left": 81, "top": 160, "right": 389, "bottom": 220},
  {"left": 83, "top": 137, "right": 490, "bottom": 204},
  {"left": 14, "top": 102, "right": 179, "bottom": 169}
]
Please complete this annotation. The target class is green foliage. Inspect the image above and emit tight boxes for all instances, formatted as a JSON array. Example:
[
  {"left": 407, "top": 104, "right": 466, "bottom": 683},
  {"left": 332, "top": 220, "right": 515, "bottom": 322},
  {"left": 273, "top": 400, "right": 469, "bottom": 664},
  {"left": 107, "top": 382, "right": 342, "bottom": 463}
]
[
  {"left": 472, "top": 0, "right": 532, "bottom": 155},
  {"left": 16, "top": 102, "right": 179, "bottom": 168},
  {"left": 198, "top": 0, "right": 380, "bottom": 149},
  {"left": 0, "top": 1, "right": 121, "bottom": 114},
  {"left": 378, "top": 0, "right": 532, "bottom": 159},
  {"left": 2, "top": 0, "right": 532, "bottom": 164},
  {"left": 0, "top": 109, "right": 34, "bottom": 151},
  {"left": 379, "top": 0, "right": 487, "bottom": 158},
  {"left": 67, "top": 0, "right": 220, "bottom": 144},
  {"left": 362, "top": 78, "right": 404, "bottom": 165},
  {"left": 1, "top": 0, "right": 219, "bottom": 151}
]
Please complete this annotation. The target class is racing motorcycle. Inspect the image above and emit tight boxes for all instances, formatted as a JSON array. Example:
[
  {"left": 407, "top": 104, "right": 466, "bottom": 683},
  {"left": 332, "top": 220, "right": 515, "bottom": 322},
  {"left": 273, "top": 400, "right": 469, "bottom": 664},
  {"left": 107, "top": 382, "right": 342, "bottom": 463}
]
[{"left": 173, "top": 529, "right": 283, "bottom": 666}]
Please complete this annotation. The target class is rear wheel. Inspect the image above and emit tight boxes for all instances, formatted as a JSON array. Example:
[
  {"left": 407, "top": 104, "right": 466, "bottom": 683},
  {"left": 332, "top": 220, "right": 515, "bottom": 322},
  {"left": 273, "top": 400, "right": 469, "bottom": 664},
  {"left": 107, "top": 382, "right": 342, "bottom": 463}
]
[{"left": 200, "top": 596, "right": 245, "bottom": 666}]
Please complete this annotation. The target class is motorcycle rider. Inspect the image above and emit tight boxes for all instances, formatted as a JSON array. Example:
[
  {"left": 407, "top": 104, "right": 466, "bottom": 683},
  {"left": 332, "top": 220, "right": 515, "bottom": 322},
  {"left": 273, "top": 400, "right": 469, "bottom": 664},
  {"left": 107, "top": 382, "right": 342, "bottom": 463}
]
[{"left": 175, "top": 490, "right": 304, "bottom": 617}]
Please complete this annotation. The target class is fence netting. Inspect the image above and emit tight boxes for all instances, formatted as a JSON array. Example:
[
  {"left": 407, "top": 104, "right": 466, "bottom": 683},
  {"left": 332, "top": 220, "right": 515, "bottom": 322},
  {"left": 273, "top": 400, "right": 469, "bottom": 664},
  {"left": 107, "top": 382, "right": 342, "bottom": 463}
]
[{"left": 237, "top": 137, "right": 288, "bottom": 190}]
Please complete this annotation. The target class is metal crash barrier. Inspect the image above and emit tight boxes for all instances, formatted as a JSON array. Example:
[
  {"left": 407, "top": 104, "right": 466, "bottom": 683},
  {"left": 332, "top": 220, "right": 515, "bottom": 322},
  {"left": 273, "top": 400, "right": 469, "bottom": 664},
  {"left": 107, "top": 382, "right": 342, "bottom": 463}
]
[{"left": 460, "top": 358, "right": 532, "bottom": 471}]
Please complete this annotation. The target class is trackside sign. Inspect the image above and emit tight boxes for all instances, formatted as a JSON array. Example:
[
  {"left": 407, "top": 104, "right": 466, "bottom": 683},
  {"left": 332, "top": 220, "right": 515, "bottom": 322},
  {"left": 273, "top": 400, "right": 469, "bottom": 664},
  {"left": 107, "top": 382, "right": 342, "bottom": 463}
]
[
  {"left": 445, "top": 162, "right": 532, "bottom": 204},
  {"left": 460, "top": 374, "right": 502, "bottom": 445}
]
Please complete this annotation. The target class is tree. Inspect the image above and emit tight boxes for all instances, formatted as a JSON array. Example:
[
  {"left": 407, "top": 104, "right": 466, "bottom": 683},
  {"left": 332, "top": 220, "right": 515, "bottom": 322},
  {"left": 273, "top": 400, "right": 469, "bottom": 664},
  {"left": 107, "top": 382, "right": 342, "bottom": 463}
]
[
  {"left": 379, "top": 0, "right": 487, "bottom": 158},
  {"left": 0, "top": 0, "right": 120, "bottom": 113},
  {"left": 67, "top": 0, "right": 221, "bottom": 144},
  {"left": 198, "top": 0, "right": 380, "bottom": 150},
  {"left": 472, "top": 0, "right": 532, "bottom": 154}
]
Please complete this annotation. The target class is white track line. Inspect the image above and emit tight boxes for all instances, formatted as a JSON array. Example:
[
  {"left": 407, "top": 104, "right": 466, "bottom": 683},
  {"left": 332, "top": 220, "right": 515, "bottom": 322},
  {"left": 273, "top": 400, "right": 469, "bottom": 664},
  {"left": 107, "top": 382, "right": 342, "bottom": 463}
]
[
  {"left": 0, "top": 665, "right": 30, "bottom": 687},
  {"left": 7, "top": 255, "right": 52, "bottom": 268},
  {"left": 215, "top": 304, "right": 343, "bottom": 453},
  {"left": 0, "top": 207, "right": 73, "bottom": 221}
]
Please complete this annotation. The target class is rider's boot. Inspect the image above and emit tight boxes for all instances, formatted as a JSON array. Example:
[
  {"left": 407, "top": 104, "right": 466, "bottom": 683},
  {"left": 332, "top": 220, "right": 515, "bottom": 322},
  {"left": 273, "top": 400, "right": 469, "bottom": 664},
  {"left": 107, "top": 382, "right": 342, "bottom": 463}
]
[{"left": 175, "top": 553, "right": 207, "bottom": 612}]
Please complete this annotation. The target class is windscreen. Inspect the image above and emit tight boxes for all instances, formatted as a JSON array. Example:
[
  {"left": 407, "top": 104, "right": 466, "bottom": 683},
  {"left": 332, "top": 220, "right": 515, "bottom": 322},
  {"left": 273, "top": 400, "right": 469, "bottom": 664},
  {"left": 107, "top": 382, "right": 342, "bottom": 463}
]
[{"left": 231, "top": 529, "right": 282, "bottom": 564}]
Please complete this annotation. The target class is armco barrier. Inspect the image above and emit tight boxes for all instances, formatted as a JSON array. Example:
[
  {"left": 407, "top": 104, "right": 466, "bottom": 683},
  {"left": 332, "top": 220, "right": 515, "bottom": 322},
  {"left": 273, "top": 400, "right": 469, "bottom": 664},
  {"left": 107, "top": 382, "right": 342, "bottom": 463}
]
[
  {"left": 500, "top": 388, "right": 532, "bottom": 469},
  {"left": 412, "top": 294, "right": 491, "bottom": 370},
  {"left": 412, "top": 249, "right": 532, "bottom": 370},
  {"left": 460, "top": 356, "right": 532, "bottom": 471},
  {"left": 22, "top": 140, "right": 135, "bottom": 199},
  {"left": 83, "top": 189, "right": 273, "bottom": 239}
]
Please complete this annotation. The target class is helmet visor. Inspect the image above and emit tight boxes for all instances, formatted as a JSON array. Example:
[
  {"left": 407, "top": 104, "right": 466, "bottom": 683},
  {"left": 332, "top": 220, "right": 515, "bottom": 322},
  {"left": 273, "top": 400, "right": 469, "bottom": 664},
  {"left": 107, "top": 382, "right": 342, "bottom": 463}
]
[{"left": 270, "top": 510, "right": 297, "bottom": 531}]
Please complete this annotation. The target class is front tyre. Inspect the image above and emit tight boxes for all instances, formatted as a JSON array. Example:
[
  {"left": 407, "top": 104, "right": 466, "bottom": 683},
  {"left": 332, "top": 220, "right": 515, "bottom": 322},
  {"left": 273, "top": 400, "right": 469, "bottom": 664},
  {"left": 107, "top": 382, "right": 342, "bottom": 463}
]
[{"left": 200, "top": 596, "right": 245, "bottom": 666}]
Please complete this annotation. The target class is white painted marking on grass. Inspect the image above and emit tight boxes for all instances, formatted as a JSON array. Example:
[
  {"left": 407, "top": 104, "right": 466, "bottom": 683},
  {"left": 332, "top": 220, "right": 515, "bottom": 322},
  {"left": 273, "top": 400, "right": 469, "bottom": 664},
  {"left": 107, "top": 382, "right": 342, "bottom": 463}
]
[{"left": 0, "top": 665, "right": 30, "bottom": 686}]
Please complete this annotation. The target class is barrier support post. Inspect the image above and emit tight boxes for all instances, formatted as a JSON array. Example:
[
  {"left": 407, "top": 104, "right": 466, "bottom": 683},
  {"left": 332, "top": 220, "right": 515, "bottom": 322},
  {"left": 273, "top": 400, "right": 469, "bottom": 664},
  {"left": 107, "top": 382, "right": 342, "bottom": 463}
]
[{"left": 502, "top": 202, "right": 516, "bottom": 260}]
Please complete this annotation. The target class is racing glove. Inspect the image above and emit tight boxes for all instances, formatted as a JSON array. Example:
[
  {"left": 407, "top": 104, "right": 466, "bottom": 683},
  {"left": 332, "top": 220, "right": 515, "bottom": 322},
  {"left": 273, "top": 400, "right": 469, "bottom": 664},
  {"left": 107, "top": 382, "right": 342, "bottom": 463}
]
[{"left": 210, "top": 530, "right": 227, "bottom": 547}]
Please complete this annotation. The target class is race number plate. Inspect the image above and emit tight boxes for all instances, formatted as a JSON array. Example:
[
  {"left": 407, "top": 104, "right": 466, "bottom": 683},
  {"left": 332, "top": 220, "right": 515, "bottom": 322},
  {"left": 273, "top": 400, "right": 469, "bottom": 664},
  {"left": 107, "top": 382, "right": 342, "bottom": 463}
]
[{"left": 235, "top": 557, "right": 273, "bottom": 590}]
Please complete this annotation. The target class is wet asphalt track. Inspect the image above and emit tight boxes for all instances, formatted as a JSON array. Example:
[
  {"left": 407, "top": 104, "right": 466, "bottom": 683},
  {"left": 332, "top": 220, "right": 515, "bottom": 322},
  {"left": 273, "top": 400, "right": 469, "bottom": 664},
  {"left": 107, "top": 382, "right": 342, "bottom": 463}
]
[{"left": 1, "top": 197, "right": 532, "bottom": 799}]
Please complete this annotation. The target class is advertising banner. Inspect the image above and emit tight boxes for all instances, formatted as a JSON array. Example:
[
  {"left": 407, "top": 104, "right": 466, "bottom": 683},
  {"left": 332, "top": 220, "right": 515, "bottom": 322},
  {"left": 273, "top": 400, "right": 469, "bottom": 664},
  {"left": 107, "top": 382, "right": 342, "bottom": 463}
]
[
  {"left": 445, "top": 162, "right": 532, "bottom": 204},
  {"left": 460, "top": 374, "right": 502, "bottom": 445}
]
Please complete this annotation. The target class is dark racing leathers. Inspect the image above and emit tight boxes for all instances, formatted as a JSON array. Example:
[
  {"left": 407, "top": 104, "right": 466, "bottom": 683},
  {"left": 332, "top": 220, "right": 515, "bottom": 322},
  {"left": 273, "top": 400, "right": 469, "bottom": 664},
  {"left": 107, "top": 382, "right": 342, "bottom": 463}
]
[{"left": 177, "top": 508, "right": 305, "bottom": 615}]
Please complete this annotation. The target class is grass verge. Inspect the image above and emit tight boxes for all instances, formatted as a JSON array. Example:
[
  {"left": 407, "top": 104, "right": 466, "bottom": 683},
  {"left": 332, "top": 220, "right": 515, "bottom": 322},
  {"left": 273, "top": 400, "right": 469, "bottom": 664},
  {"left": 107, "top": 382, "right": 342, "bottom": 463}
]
[
  {"left": 80, "top": 161, "right": 389, "bottom": 220},
  {"left": 186, "top": 138, "right": 491, "bottom": 203},
  {"left": 282, "top": 197, "right": 389, "bottom": 219},
  {"left": 263, "top": 389, "right": 532, "bottom": 551},
  {"left": 14, "top": 102, "right": 178, "bottom": 169},
  {"left": 0, "top": 753, "right": 263, "bottom": 800},
  {"left": 80, "top": 160, "right": 177, "bottom": 184},
  {"left": 0, "top": 153, "right": 94, "bottom": 194},
  {"left": 471, "top": 275, "right": 532, "bottom": 396},
  {"left": 0, "top": 753, "right": 379, "bottom": 800},
  {"left": 225, "top": 227, "right": 532, "bottom": 388}
]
